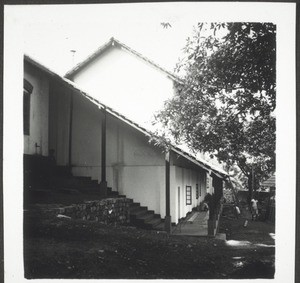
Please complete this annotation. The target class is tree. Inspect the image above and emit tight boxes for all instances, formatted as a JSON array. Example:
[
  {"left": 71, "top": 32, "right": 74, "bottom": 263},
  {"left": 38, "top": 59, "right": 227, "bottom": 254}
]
[{"left": 155, "top": 23, "right": 276, "bottom": 196}]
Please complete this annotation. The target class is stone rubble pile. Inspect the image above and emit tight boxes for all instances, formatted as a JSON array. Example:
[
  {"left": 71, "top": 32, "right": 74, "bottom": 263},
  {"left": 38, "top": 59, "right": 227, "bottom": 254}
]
[{"left": 51, "top": 198, "right": 131, "bottom": 225}]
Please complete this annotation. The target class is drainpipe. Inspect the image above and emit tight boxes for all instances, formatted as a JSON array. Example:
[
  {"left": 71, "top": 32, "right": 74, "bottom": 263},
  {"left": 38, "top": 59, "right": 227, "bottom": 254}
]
[
  {"left": 164, "top": 150, "right": 172, "bottom": 233},
  {"left": 100, "top": 107, "right": 107, "bottom": 196}
]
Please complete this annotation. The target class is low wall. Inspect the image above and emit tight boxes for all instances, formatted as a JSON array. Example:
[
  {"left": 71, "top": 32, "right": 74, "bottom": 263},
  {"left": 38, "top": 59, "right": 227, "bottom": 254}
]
[{"left": 43, "top": 198, "right": 132, "bottom": 225}]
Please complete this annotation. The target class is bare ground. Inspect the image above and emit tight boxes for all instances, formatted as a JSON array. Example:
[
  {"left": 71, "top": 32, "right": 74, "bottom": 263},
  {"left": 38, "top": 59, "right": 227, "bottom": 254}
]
[{"left": 24, "top": 206, "right": 275, "bottom": 279}]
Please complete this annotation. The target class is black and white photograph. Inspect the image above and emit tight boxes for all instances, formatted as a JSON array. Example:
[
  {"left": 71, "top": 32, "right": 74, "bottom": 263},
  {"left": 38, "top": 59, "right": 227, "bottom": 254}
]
[{"left": 3, "top": 2, "right": 296, "bottom": 282}]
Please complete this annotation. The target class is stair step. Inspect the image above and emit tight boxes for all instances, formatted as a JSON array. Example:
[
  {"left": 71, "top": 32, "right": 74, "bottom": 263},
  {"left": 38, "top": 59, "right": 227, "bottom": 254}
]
[
  {"left": 56, "top": 188, "right": 80, "bottom": 194},
  {"left": 121, "top": 199, "right": 164, "bottom": 231},
  {"left": 90, "top": 180, "right": 99, "bottom": 186},
  {"left": 59, "top": 181, "right": 101, "bottom": 190},
  {"left": 108, "top": 191, "right": 119, "bottom": 195},
  {"left": 130, "top": 210, "right": 148, "bottom": 219},
  {"left": 56, "top": 166, "right": 72, "bottom": 176},
  {"left": 117, "top": 195, "right": 126, "bottom": 198},
  {"left": 138, "top": 216, "right": 161, "bottom": 230},
  {"left": 136, "top": 212, "right": 154, "bottom": 221},
  {"left": 107, "top": 195, "right": 126, "bottom": 199},
  {"left": 144, "top": 220, "right": 162, "bottom": 230},
  {"left": 129, "top": 206, "right": 147, "bottom": 212},
  {"left": 71, "top": 184, "right": 100, "bottom": 189},
  {"left": 145, "top": 217, "right": 162, "bottom": 226},
  {"left": 74, "top": 177, "right": 93, "bottom": 184},
  {"left": 130, "top": 202, "right": 141, "bottom": 207},
  {"left": 74, "top": 179, "right": 98, "bottom": 185},
  {"left": 152, "top": 222, "right": 165, "bottom": 231}
]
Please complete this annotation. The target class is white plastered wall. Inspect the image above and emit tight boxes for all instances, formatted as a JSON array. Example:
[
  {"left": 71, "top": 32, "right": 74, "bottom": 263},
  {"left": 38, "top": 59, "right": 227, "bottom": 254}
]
[
  {"left": 71, "top": 47, "right": 175, "bottom": 129},
  {"left": 24, "top": 62, "right": 49, "bottom": 156},
  {"left": 120, "top": 125, "right": 165, "bottom": 215},
  {"left": 70, "top": 92, "right": 166, "bottom": 215}
]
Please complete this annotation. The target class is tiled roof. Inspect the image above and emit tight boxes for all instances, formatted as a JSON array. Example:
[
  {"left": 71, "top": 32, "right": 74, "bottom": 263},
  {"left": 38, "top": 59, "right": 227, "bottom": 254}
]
[
  {"left": 260, "top": 174, "right": 276, "bottom": 188},
  {"left": 25, "top": 54, "right": 228, "bottom": 179},
  {"left": 64, "top": 37, "right": 182, "bottom": 83}
]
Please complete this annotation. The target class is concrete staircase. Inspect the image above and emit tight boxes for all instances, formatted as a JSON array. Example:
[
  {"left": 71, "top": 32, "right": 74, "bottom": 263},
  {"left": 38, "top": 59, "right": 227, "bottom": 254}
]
[
  {"left": 107, "top": 187, "right": 126, "bottom": 198},
  {"left": 59, "top": 181, "right": 165, "bottom": 230},
  {"left": 129, "top": 202, "right": 164, "bottom": 230},
  {"left": 24, "top": 154, "right": 164, "bottom": 230}
]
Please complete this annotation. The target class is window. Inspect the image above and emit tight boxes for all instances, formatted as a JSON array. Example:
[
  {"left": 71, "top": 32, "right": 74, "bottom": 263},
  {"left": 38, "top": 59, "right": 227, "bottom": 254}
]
[
  {"left": 24, "top": 79, "right": 33, "bottom": 135},
  {"left": 186, "top": 186, "right": 192, "bottom": 205},
  {"left": 196, "top": 184, "right": 199, "bottom": 199},
  {"left": 206, "top": 175, "right": 210, "bottom": 193}
]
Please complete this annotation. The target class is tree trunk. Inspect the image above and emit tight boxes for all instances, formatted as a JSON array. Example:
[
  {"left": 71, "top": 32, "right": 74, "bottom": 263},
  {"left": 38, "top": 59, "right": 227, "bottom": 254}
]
[{"left": 247, "top": 173, "right": 253, "bottom": 204}]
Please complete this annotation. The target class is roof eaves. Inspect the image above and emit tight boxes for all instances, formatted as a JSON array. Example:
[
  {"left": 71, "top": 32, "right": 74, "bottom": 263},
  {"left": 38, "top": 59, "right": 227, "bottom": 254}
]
[
  {"left": 64, "top": 37, "right": 114, "bottom": 78},
  {"left": 170, "top": 143, "right": 228, "bottom": 178},
  {"left": 211, "top": 170, "right": 226, "bottom": 180},
  {"left": 170, "top": 147, "right": 209, "bottom": 172},
  {"left": 112, "top": 38, "right": 183, "bottom": 83},
  {"left": 25, "top": 54, "right": 67, "bottom": 82}
]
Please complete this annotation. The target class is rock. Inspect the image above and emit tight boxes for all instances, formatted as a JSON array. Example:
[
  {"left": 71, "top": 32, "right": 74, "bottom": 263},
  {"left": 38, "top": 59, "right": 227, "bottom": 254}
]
[{"left": 57, "top": 214, "right": 71, "bottom": 219}]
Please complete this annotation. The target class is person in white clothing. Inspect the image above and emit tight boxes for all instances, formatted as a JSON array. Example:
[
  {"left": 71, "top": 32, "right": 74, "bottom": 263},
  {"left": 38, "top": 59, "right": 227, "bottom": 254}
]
[{"left": 251, "top": 198, "right": 259, "bottom": 221}]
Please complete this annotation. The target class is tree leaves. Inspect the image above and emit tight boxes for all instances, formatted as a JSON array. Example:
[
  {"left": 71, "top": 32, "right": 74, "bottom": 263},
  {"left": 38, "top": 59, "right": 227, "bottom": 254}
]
[{"left": 155, "top": 22, "right": 276, "bottom": 189}]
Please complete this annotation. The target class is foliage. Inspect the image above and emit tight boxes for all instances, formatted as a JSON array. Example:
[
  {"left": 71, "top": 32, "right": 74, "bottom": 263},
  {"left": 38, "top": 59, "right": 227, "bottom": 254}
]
[
  {"left": 161, "top": 22, "right": 172, "bottom": 29},
  {"left": 155, "top": 22, "right": 276, "bottom": 191}
]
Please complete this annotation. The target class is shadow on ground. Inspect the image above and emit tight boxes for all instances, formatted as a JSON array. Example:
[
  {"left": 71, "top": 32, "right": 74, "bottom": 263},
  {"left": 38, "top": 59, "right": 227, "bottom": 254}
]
[{"left": 24, "top": 203, "right": 275, "bottom": 279}]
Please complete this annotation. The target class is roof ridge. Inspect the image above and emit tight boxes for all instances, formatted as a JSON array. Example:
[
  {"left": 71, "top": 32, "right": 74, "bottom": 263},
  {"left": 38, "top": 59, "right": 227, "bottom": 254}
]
[{"left": 64, "top": 37, "right": 183, "bottom": 83}]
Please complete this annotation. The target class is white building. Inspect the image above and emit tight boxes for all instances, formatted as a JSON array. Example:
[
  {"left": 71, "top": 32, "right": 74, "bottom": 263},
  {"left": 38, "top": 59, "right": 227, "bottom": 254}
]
[{"left": 24, "top": 53, "right": 227, "bottom": 231}]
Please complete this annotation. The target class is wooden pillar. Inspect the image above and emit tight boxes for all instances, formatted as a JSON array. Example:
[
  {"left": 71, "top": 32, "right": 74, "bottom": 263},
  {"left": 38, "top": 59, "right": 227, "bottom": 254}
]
[
  {"left": 68, "top": 91, "right": 73, "bottom": 168},
  {"left": 100, "top": 107, "right": 107, "bottom": 196},
  {"left": 164, "top": 150, "right": 172, "bottom": 233}
]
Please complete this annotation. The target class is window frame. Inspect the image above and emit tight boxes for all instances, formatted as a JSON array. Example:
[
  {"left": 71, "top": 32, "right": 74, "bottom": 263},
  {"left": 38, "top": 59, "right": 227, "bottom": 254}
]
[
  {"left": 186, "top": 185, "right": 192, "bottom": 205},
  {"left": 23, "top": 79, "right": 33, "bottom": 135}
]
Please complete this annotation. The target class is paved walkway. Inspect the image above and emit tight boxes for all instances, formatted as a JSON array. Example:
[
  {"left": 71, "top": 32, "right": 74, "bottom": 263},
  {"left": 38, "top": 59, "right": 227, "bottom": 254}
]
[{"left": 172, "top": 211, "right": 209, "bottom": 237}]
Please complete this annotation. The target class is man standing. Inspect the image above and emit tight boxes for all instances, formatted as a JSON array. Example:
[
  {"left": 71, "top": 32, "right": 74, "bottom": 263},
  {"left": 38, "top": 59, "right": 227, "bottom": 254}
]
[{"left": 251, "top": 198, "right": 259, "bottom": 221}]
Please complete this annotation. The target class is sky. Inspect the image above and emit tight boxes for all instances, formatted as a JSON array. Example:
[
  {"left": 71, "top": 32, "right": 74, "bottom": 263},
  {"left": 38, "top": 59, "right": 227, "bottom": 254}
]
[
  {"left": 9, "top": 3, "right": 211, "bottom": 76},
  {"left": 5, "top": 2, "right": 290, "bottom": 77}
]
